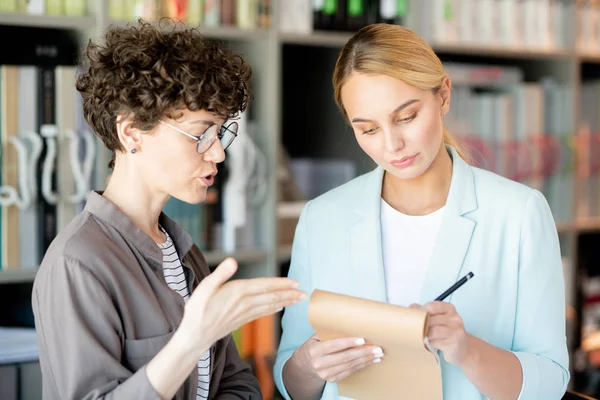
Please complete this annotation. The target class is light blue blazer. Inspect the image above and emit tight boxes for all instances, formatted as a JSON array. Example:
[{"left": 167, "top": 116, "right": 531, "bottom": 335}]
[{"left": 274, "top": 146, "right": 570, "bottom": 400}]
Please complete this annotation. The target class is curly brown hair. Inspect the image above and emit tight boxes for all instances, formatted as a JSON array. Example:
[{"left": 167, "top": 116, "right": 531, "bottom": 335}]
[{"left": 76, "top": 19, "right": 252, "bottom": 169}]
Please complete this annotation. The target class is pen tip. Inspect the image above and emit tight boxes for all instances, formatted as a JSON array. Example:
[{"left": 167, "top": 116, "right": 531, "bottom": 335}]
[{"left": 467, "top": 272, "right": 474, "bottom": 279}]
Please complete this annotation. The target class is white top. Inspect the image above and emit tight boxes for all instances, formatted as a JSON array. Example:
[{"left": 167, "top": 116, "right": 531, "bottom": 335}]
[
  {"left": 158, "top": 230, "right": 211, "bottom": 399},
  {"left": 380, "top": 199, "right": 445, "bottom": 307}
]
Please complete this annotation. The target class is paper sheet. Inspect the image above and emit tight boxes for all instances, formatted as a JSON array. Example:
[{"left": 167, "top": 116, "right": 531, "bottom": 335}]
[{"left": 308, "top": 289, "right": 442, "bottom": 400}]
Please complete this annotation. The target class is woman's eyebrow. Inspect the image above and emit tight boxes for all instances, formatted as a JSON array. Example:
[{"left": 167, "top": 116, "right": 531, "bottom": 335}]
[{"left": 351, "top": 99, "right": 420, "bottom": 123}]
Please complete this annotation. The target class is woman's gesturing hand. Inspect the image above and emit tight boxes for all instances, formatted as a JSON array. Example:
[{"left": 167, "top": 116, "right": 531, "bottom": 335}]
[{"left": 177, "top": 258, "right": 307, "bottom": 358}]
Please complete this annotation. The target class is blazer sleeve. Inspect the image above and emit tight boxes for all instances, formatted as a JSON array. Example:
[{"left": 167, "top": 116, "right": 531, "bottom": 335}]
[
  {"left": 32, "top": 256, "right": 162, "bottom": 400},
  {"left": 215, "top": 335, "right": 263, "bottom": 399},
  {"left": 273, "top": 202, "right": 317, "bottom": 400},
  {"left": 511, "top": 189, "right": 570, "bottom": 399}
]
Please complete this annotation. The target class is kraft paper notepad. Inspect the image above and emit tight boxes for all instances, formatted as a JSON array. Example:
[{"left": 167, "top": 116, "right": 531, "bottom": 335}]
[{"left": 308, "top": 289, "right": 443, "bottom": 400}]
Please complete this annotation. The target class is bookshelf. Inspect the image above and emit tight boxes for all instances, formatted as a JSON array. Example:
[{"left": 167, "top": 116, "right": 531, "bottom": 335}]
[
  {"left": 3, "top": 0, "right": 600, "bottom": 397},
  {"left": 0, "top": 13, "right": 96, "bottom": 29}
]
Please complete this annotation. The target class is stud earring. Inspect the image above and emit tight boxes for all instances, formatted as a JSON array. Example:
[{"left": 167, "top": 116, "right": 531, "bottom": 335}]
[{"left": 131, "top": 148, "right": 137, "bottom": 154}]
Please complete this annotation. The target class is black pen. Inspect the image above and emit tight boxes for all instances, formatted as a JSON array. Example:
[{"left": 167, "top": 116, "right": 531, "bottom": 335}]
[{"left": 434, "top": 272, "right": 474, "bottom": 301}]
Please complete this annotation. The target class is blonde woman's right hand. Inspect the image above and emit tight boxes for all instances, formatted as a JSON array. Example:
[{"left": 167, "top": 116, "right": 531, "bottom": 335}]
[{"left": 175, "top": 257, "right": 306, "bottom": 357}]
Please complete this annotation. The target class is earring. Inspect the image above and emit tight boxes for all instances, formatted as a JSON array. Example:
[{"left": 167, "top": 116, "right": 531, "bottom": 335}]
[{"left": 130, "top": 148, "right": 137, "bottom": 154}]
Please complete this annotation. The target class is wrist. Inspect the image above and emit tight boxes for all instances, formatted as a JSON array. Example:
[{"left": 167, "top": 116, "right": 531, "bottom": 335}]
[
  {"left": 290, "top": 347, "right": 320, "bottom": 382},
  {"left": 171, "top": 327, "right": 210, "bottom": 364},
  {"left": 457, "top": 334, "right": 480, "bottom": 370}
]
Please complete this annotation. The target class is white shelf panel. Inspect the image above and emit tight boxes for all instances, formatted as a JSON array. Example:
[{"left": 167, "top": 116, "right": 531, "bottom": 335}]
[
  {"left": 0, "top": 268, "right": 38, "bottom": 284},
  {"left": 0, "top": 12, "right": 95, "bottom": 29},
  {"left": 280, "top": 32, "right": 574, "bottom": 60},
  {"left": 431, "top": 44, "right": 573, "bottom": 60},
  {"left": 106, "top": 19, "right": 269, "bottom": 41}
]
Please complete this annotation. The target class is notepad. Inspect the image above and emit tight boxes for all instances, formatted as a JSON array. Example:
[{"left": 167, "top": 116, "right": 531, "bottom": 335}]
[{"left": 308, "top": 289, "right": 443, "bottom": 400}]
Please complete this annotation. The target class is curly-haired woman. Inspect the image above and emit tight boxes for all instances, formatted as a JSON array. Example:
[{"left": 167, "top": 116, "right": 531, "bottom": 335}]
[{"left": 31, "top": 20, "right": 305, "bottom": 400}]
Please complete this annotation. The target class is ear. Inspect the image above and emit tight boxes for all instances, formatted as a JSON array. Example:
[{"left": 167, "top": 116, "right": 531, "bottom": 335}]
[
  {"left": 115, "top": 113, "right": 143, "bottom": 153},
  {"left": 439, "top": 77, "right": 451, "bottom": 117}
]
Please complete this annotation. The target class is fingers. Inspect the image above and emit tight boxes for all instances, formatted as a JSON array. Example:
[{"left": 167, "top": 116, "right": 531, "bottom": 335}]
[
  {"left": 310, "top": 336, "right": 367, "bottom": 358},
  {"left": 237, "top": 289, "right": 307, "bottom": 324},
  {"left": 325, "top": 357, "right": 380, "bottom": 383},
  {"left": 240, "top": 276, "right": 301, "bottom": 295},
  {"left": 312, "top": 347, "right": 382, "bottom": 382},
  {"left": 427, "top": 325, "right": 452, "bottom": 342},
  {"left": 252, "top": 289, "right": 307, "bottom": 312},
  {"left": 423, "top": 301, "right": 456, "bottom": 315},
  {"left": 428, "top": 313, "right": 463, "bottom": 330},
  {"left": 311, "top": 344, "right": 383, "bottom": 371}
]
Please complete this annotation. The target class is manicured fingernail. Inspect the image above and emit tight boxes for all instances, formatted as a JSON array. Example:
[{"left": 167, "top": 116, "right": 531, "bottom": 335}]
[
  {"left": 373, "top": 358, "right": 382, "bottom": 364},
  {"left": 355, "top": 338, "right": 365, "bottom": 346},
  {"left": 291, "top": 281, "right": 300, "bottom": 288},
  {"left": 372, "top": 347, "right": 383, "bottom": 357},
  {"left": 298, "top": 293, "right": 307, "bottom": 300}
]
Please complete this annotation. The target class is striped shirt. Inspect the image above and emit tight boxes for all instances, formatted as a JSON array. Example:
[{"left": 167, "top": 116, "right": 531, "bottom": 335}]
[{"left": 158, "top": 229, "right": 211, "bottom": 399}]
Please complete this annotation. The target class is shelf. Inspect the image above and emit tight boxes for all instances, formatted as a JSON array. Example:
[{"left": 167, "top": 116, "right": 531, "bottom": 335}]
[
  {"left": 431, "top": 43, "right": 573, "bottom": 60},
  {"left": 0, "top": 12, "right": 95, "bottom": 30},
  {"left": 578, "top": 52, "right": 600, "bottom": 63},
  {"left": 0, "top": 268, "right": 38, "bottom": 284},
  {"left": 280, "top": 32, "right": 574, "bottom": 60},
  {"left": 279, "top": 31, "right": 353, "bottom": 47},
  {"left": 106, "top": 19, "right": 269, "bottom": 41},
  {"left": 575, "top": 219, "right": 600, "bottom": 234},
  {"left": 203, "top": 248, "right": 268, "bottom": 265}
]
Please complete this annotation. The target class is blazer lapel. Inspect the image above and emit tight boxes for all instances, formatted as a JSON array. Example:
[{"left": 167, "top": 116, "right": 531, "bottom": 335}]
[
  {"left": 350, "top": 168, "right": 387, "bottom": 303},
  {"left": 419, "top": 146, "right": 478, "bottom": 304}
]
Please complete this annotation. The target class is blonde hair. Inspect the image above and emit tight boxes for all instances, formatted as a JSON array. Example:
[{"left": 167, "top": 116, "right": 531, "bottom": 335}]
[{"left": 333, "top": 23, "right": 468, "bottom": 161}]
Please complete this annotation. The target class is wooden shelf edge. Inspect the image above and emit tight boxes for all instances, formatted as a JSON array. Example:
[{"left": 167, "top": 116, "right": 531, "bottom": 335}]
[
  {"left": 0, "top": 12, "right": 95, "bottom": 29},
  {"left": 279, "top": 31, "right": 352, "bottom": 47},
  {"left": 577, "top": 52, "right": 600, "bottom": 63},
  {"left": 575, "top": 219, "right": 600, "bottom": 233}
]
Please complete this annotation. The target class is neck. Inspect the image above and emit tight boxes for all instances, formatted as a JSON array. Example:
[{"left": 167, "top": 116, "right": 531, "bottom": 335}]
[
  {"left": 102, "top": 161, "right": 168, "bottom": 243},
  {"left": 382, "top": 144, "right": 453, "bottom": 216}
]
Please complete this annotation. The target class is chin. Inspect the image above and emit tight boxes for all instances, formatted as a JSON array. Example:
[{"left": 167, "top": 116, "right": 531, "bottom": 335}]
[
  {"left": 386, "top": 167, "right": 425, "bottom": 181},
  {"left": 171, "top": 188, "right": 208, "bottom": 205}
]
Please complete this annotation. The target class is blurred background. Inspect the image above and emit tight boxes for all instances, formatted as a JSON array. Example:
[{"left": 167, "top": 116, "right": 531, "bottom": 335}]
[{"left": 0, "top": 0, "right": 599, "bottom": 399}]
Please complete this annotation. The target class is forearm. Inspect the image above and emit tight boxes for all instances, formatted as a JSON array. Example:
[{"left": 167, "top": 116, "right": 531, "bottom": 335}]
[
  {"left": 146, "top": 330, "right": 207, "bottom": 400},
  {"left": 459, "top": 334, "right": 522, "bottom": 400},
  {"left": 282, "top": 352, "right": 325, "bottom": 400}
]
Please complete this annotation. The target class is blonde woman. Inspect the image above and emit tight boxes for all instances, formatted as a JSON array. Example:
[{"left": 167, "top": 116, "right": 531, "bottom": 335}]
[{"left": 274, "top": 24, "right": 569, "bottom": 400}]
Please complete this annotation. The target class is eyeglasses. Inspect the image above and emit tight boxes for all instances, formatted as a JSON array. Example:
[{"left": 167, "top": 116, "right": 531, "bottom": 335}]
[{"left": 159, "top": 119, "right": 238, "bottom": 154}]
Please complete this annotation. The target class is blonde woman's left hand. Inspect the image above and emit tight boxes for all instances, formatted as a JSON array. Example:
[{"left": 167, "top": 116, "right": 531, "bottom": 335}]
[{"left": 411, "top": 301, "right": 473, "bottom": 366}]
